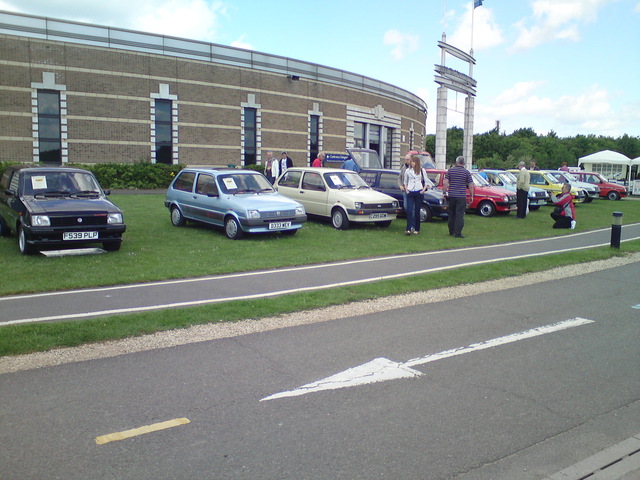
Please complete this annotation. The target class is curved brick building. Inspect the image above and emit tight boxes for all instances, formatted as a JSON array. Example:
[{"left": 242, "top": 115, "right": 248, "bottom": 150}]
[{"left": 0, "top": 11, "right": 428, "bottom": 169}]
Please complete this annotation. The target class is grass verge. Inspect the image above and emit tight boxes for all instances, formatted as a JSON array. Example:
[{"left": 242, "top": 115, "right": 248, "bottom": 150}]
[
  {"left": 0, "top": 194, "right": 639, "bottom": 296},
  {"left": 1, "top": 242, "right": 638, "bottom": 357}
]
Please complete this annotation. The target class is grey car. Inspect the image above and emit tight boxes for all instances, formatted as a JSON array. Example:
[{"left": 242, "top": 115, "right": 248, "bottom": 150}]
[{"left": 165, "top": 168, "right": 306, "bottom": 240}]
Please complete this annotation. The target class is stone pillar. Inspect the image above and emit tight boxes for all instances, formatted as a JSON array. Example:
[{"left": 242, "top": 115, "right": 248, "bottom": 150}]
[
  {"left": 435, "top": 86, "right": 448, "bottom": 169},
  {"left": 463, "top": 95, "right": 475, "bottom": 168}
]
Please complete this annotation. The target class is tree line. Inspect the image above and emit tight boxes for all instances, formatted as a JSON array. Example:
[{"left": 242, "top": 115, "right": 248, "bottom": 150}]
[{"left": 424, "top": 127, "right": 640, "bottom": 170}]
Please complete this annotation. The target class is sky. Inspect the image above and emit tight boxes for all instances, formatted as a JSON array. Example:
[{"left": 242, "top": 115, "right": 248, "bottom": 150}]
[{"left": 3, "top": 0, "right": 640, "bottom": 138}]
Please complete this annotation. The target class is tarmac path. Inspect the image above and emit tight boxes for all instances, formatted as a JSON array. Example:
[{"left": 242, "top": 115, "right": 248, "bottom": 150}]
[{"left": 1, "top": 223, "right": 640, "bottom": 326}]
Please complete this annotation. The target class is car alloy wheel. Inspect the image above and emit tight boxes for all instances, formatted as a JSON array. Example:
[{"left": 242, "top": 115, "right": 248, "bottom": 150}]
[
  {"left": 331, "top": 208, "right": 350, "bottom": 230},
  {"left": 170, "top": 206, "right": 186, "bottom": 226},
  {"left": 477, "top": 200, "right": 496, "bottom": 217},
  {"left": 419, "top": 205, "right": 432, "bottom": 223},
  {"left": 225, "top": 216, "right": 244, "bottom": 240},
  {"left": 18, "top": 225, "right": 35, "bottom": 255}
]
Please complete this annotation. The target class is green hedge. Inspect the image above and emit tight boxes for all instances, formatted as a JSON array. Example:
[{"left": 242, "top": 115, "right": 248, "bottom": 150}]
[
  {"left": 0, "top": 162, "right": 268, "bottom": 190},
  {"left": 70, "top": 163, "right": 186, "bottom": 189}
]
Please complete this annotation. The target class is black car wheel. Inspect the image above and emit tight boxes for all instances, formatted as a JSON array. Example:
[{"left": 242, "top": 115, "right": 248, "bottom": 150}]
[
  {"left": 225, "top": 216, "right": 244, "bottom": 240},
  {"left": 477, "top": 200, "right": 496, "bottom": 217},
  {"left": 18, "top": 225, "right": 35, "bottom": 255},
  {"left": 607, "top": 191, "right": 621, "bottom": 201},
  {"left": 170, "top": 206, "right": 186, "bottom": 226},
  {"left": 419, "top": 205, "right": 432, "bottom": 223},
  {"left": 331, "top": 208, "right": 350, "bottom": 230}
]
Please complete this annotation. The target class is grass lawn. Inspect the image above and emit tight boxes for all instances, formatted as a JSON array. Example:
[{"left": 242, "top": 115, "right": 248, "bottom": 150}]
[
  {"left": 0, "top": 194, "right": 639, "bottom": 296},
  {"left": 0, "top": 194, "right": 639, "bottom": 356}
]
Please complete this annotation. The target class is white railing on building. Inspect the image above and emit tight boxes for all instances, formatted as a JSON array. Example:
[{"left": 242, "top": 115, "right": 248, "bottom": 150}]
[{"left": 0, "top": 10, "right": 427, "bottom": 114}]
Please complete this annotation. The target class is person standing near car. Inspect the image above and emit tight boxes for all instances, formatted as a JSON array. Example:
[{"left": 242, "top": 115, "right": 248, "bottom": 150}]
[
  {"left": 271, "top": 152, "right": 280, "bottom": 182},
  {"left": 312, "top": 152, "right": 325, "bottom": 168},
  {"left": 443, "top": 156, "right": 474, "bottom": 238},
  {"left": 403, "top": 155, "right": 427, "bottom": 235},
  {"left": 398, "top": 152, "right": 412, "bottom": 209},
  {"left": 264, "top": 151, "right": 276, "bottom": 183},
  {"left": 342, "top": 157, "right": 361, "bottom": 173},
  {"left": 280, "top": 151, "right": 293, "bottom": 175},
  {"left": 516, "top": 161, "right": 530, "bottom": 218}
]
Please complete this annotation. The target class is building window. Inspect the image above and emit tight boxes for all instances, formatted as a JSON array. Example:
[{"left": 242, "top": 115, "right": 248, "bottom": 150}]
[
  {"left": 384, "top": 128, "right": 394, "bottom": 168},
  {"left": 310, "top": 115, "right": 320, "bottom": 163},
  {"left": 155, "top": 99, "right": 173, "bottom": 164},
  {"left": 369, "top": 125, "right": 381, "bottom": 155},
  {"left": 37, "top": 90, "right": 62, "bottom": 164},
  {"left": 354, "top": 122, "right": 366, "bottom": 148},
  {"left": 243, "top": 107, "right": 257, "bottom": 165}
]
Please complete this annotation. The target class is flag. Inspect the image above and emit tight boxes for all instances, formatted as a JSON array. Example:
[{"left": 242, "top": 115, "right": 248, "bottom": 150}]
[{"left": 474, "top": 0, "right": 483, "bottom": 7}]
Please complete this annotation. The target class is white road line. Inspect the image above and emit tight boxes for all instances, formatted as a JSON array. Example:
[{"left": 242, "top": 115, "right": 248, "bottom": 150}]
[
  {"left": 260, "top": 317, "right": 595, "bottom": 401},
  {"left": 0, "top": 243, "right": 608, "bottom": 326},
  {"left": 2, "top": 224, "right": 635, "bottom": 302}
]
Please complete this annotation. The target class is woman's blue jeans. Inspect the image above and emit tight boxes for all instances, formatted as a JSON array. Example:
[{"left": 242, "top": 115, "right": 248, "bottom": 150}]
[{"left": 405, "top": 190, "right": 422, "bottom": 232}]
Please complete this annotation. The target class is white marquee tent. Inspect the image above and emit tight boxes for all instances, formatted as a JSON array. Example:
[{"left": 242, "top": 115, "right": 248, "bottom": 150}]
[
  {"left": 578, "top": 150, "right": 638, "bottom": 185},
  {"left": 578, "top": 149, "right": 631, "bottom": 166}
]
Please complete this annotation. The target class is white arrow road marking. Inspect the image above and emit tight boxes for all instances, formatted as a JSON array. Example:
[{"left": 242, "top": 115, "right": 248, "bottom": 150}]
[{"left": 261, "top": 317, "right": 594, "bottom": 401}]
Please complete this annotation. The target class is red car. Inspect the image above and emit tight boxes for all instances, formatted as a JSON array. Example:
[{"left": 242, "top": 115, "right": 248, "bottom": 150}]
[
  {"left": 570, "top": 171, "right": 627, "bottom": 201},
  {"left": 426, "top": 169, "right": 517, "bottom": 217}
]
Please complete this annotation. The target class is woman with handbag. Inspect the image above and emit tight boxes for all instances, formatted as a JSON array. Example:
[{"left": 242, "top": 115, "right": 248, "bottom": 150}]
[
  {"left": 403, "top": 155, "right": 428, "bottom": 235},
  {"left": 550, "top": 183, "right": 576, "bottom": 229}
]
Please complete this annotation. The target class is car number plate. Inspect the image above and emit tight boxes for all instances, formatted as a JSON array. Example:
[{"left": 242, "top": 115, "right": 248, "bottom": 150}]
[
  {"left": 63, "top": 231, "right": 98, "bottom": 240},
  {"left": 268, "top": 221, "right": 291, "bottom": 230},
  {"left": 369, "top": 213, "right": 387, "bottom": 219}
]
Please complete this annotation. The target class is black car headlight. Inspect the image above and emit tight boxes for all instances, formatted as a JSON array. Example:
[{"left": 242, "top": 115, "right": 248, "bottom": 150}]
[
  {"left": 31, "top": 215, "right": 51, "bottom": 226},
  {"left": 107, "top": 213, "right": 124, "bottom": 224}
]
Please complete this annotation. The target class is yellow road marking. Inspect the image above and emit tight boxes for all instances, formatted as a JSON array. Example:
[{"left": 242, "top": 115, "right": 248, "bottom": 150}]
[{"left": 95, "top": 417, "right": 190, "bottom": 445}]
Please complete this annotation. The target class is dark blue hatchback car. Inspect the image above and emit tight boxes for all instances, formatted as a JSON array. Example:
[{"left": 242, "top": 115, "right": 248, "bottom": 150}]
[{"left": 359, "top": 168, "right": 447, "bottom": 222}]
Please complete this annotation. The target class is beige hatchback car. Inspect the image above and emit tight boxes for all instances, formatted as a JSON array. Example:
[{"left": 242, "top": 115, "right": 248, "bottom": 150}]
[{"left": 275, "top": 167, "right": 400, "bottom": 229}]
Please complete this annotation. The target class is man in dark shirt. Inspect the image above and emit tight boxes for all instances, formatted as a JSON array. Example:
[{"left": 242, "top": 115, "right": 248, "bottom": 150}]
[{"left": 443, "top": 156, "right": 474, "bottom": 238}]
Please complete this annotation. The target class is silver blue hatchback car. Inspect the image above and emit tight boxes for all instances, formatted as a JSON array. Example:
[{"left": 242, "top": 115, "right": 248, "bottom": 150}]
[{"left": 165, "top": 168, "right": 306, "bottom": 239}]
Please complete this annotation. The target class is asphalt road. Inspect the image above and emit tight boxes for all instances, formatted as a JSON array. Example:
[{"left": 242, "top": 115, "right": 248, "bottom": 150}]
[
  {"left": 1, "top": 258, "right": 639, "bottom": 479},
  {"left": 2, "top": 223, "right": 640, "bottom": 326}
]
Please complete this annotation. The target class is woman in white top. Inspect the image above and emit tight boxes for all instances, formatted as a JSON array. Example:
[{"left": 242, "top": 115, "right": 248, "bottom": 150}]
[{"left": 403, "top": 155, "right": 428, "bottom": 235}]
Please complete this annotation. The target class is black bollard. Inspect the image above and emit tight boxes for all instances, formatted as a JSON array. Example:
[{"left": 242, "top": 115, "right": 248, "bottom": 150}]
[{"left": 610, "top": 211, "right": 623, "bottom": 248}]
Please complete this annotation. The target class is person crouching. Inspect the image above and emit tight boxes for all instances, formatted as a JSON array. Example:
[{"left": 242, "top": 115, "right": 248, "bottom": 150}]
[{"left": 550, "top": 183, "right": 576, "bottom": 229}]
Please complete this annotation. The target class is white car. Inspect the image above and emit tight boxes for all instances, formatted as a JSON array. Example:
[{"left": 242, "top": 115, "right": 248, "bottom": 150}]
[
  {"left": 483, "top": 169, "right": 549, "bottom": 210},
  {"left": 275, "top": 167, "right": 399, "bottom": 229},
  {"left": 544, "top": 170, "right": 600, "bottom": 202}
]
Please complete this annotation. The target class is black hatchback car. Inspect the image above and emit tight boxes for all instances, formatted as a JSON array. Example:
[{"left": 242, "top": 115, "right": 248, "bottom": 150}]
[
  {"left": 0, "top": 165, "right": 126, "bottom": 254},
  {"left": 359, "top": 168, "right": 447, "bottom": 222}
]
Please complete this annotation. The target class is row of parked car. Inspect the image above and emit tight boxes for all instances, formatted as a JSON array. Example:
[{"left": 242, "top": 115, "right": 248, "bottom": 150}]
[{"left": 0, "top": 151, "right": 628, "bottom": 253}]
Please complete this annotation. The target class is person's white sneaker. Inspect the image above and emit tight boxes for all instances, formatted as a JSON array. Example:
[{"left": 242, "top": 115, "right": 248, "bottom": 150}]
[{"left": 570, "top": 220, "right": 576, "bottom": 229}]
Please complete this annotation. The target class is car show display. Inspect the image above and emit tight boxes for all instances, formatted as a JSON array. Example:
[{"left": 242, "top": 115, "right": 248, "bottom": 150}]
[
  {"left": 165, "top": 168, "right": 306, "bottom": 239},
  {"left": 0, "top": 165, "right": 126, "bottom": 254},
  {"left": 275, "top": 167, "right": 400, "bottom": 229}
]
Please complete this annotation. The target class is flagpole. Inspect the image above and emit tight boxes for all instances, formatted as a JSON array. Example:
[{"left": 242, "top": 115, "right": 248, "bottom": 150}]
[{"left": 471, "top": 0, "right": 475, "bottom": 53}]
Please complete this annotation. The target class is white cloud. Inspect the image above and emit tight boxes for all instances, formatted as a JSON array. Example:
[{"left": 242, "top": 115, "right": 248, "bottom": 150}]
[
  {"left": 383, "top": 29, "right": 419, "bottom": 60},
  {"left": 132, "top": 1, "right": 226, "bottom": 42},
  {"left": 476, "top": 82, "right": 637, "bottom": 136},
  {"left": 511, "top": 0, "right": 616, "bottom": 52},
  {"left": 4, "top": 0, "right": 227, "bottom": 42},
  {"left": 231, "top": 34, "right": 253, "bottom": 51},
  {"left": 447, "top": 4, "right": 504, "bottom": 52}
]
